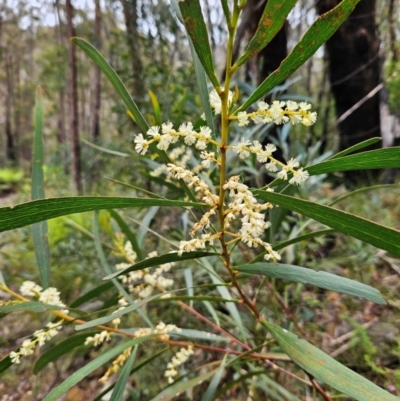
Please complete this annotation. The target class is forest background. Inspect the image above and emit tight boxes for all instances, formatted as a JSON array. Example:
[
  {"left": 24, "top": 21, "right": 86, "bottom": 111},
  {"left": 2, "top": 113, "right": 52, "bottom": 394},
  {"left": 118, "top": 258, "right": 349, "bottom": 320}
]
[{"left": 1, "top": 0, "right": 400, "bottom": 400}]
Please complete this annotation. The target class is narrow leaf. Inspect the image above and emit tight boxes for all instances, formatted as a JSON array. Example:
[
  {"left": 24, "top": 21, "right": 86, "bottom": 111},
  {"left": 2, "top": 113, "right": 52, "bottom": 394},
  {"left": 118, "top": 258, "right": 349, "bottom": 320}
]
[
  {"left": 32, "top": 86, "right": 50, "bottom": 288},
  {"left": 0, "top": 355, "right": 12, "bottom": 375},
  {"left": 81, "top": 138, "right": 130, "bottom": 157},
  {"left": 104, "top": 251, "right": 219, "bottom": 280},
  {"left": 178, "top": 0, "right": 219, "bottom": 88},
  {"left": 234, "top": 0, "right": 297, "bottom": 69},
  {"left": 148, "top": 90, "right": 162, "bottom": 126},
  {"left": 0, "top": 197, "right": 204, "bottom": 233},
  {"left": 75, "top": 293, "right": 162, "bottom": 330},
  {"left": 43, "top": 336, "right": 153, "bottom": 401},
  {"left": 329, "top": 137, "right": 381, "bottom": 160},
  {"left": 308, "top": 148, "right": 400, "bottom": 175},
  {"left": 33, "top": 331, "right": 98, "bottom": 373},
  {"left": 71, "top": 38, "right": 148, "bottom": 133},
  {"left": 263, "top": 321, "right": 399, "bottom": 401},
  {"left": 254, "top": 190, "right": 400, "bottom": 257},
  {"left": 92, "top": 348, "right": 168, "bottom": 401},
  {"left": 70, "top": 282, "right": 114, "bottom": 308},
  {"left": 0, "top": 301, "right": 65, "bottom": 313},
  {"left": 110, "top": 345, "right": 137, "bottom": 401},
  {"left": 201, "top": 357, "right": 227, "bottom": 401},
  {"left": 238, "top": 0, "right": 362, "bottom": 111},
  {"left": 236, "top": 263, "right": 385, "bottom": 304}
]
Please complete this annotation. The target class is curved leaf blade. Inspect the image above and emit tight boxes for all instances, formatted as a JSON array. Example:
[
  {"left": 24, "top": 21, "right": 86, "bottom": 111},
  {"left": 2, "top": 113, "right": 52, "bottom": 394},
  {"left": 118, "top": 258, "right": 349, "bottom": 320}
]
[
  {"left": 104, "top": 251, "right": 219, "bottom": 280},
  {"left": 43, "top": 336, "right": 153, "bottom": 401},
  {"left": 0, "top": 197, "right": 204, "bottom": 233},
  {"left": 263, "top": 321, "right": 399, "bottom": 401},
  {"left": 178, "top": 0, "right": 219, "bottom": 88},
  {"left": 238, "top": 0, "right": 362, "bottom": 111},
  {"left": 236, "top": 263, "right": 385, "bottom": 304},
  {"left": 329, "top": 137, "right": 381, "bottom": 160},
  {"left": 308, "top": 148, "right": 400, "bottom": 175},
  {"left": 254, "top": 190, "right": 400, "bottom": 257},
  {"left": 234, "top": 0, "right": 297, "bottom": 69},
  {"left": 71, "top": 38, "right": 148, "bottom": 133}
]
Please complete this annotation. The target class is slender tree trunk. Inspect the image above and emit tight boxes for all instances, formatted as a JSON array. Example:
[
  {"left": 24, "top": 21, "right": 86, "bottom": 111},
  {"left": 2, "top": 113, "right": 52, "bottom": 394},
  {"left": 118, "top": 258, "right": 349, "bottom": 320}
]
[
  {"left": 66, "top": 0, "right": 82, "bottom": 193},
  {"left": 5, "top": 55, "right": 16, "bottom": 162},
  {"left": 316, "top": 0, "right": 381, "bottom": 153},
  {"left": 121, "top": 0, "right": 143, "bottom": 98},
  {"left": 91, "top": 0, "right": 101, "bottom": 141}
]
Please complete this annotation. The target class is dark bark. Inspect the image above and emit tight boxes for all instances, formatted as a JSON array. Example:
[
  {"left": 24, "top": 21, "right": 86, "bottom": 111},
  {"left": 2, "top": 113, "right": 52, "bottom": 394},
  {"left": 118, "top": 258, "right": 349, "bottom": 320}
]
[
  {"left": 55, "top": 0, "right": 67, "bottom": 146},
  {"left": 121, "top": 0, "right": 143, "bottom": 98},
  {"left": 316, "top": 0, "right": 381, "bottom": 154},
  {"left": 232, "top": 0, "right": 287, "bottom": 86},
  {"left": 91, "top": 0, "right": 101, "bottom": 141},
  {"left": 66, "top": 0, "right": 82, "bottom": 193},
  {"left": 5, "top": 55, "right": 16, "bottom": 162}
]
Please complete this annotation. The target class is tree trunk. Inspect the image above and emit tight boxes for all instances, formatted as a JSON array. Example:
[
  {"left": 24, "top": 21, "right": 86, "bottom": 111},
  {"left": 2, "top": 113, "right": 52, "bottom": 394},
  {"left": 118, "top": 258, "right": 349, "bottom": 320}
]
[
  {"left": 91, "top": 0, "right": 101, "bottom": 141},
  {"left": 5, "top": 55, "right": 16, "bottom": 162},
  {"left": 316, "top": 0, "right": 381, "bottom": 154},
  {"left": 66, "top": 0, "right": 82, "bottom": 193},
  {"left": 120, "top": 0, "right": 143, "bottom": 99}
]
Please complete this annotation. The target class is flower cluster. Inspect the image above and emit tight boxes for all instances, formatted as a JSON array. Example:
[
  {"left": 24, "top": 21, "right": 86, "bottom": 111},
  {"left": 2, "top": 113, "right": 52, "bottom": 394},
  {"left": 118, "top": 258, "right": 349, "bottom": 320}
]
[
  {"left": 233, "top": 100, "right": 317, "bottom": 127},
  {"left": 230, "top": 139, "right": 309, "bottom": 185},
  {"left": 10, "top": 321, "right": 63, "bottom": 364},
  {"left": 134, "top": 321, "right": 181, "bottom": 342},
  {"left": 164, "top": 346, "right": 194, "bottom": 384},
  {"left": 84, "top": 330, "right": 111, "bottom": 347},
  {"left": 115, "top": 245, "right": 174, "bottom": 299},
  {"left": 224, "top": 176, "right": 280, "bottom": 261},
  {"left": 151, "top": 145, "right": 199, "bottom": 178},
  {"left": 99, "top": 347, "right": 132, "bottom": 384},
  {"left": 8, "top": 281, "right": 68, "bottom": 364},
  {"left": 209, "top": 89, "right": 234, "bottom": 114},
  {"left": 20, "top": 280, "right": 69, "bottom": 315},
  {"left": 134, "top": 122, "right": 214, "bottom": 155},
  {"left": 166, "top": 163, "right": 219, "bottom": 206}
]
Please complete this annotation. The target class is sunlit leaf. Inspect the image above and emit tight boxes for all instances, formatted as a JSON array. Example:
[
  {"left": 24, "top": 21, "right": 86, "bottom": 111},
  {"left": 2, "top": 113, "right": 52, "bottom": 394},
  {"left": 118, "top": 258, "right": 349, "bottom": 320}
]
[
  {"left": 236, "top": 263, "right": 385, "bottom": 304},
  {"left": 263, "top": 321, "right": 398, "bottom": 401},
  {"left": 148, "top": 90, "right": 162, "bottom": 126}
]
